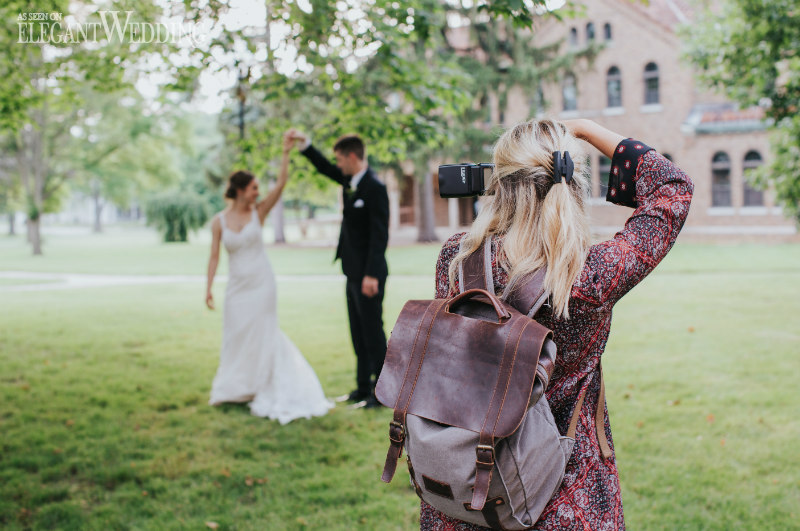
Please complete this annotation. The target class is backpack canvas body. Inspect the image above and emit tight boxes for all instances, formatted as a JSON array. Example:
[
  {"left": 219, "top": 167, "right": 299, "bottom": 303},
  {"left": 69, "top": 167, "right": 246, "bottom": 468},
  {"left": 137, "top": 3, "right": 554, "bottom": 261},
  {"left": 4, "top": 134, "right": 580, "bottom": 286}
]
[{"left": 405, "top": 392, "right": 574, "bottom": 529}]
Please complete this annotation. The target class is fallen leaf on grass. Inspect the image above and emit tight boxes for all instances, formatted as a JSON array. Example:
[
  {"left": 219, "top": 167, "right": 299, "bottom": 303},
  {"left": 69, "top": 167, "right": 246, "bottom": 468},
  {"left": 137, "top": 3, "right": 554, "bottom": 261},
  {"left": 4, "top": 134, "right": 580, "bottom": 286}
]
[
  {"left": 205, "top": 522, "right": 219, "bottom": 529},
  {"left": 53, "top": 448, "right": 63, "bottom": 454},
  {"left": 636, "top": 421, "right": 644, "bottom": 429},
  {"left": 141, "top": 491, "right": 148, "bottom": 496},
  {"left": 719, "top": 439, "right": 725, "bottom": 447},
  {"left": 688, "top": 326, "right": 695, "bottom": 333},
  {"left": 65, "top": 419, "right": 75, "bottom": 427},
  {"left": 245, "top": 477, "right": 253, "bottom": 486},
  {"left": 43, "top": 360, "right": 50, "bottom": 365},
  {"left": 256, "top": 478, "right": 267, "bottom": 484},
  {"left": 220, "top": 468, "right": 231, "bottom": 477},
  {"left": 706, "top": 414, "right": 715, "bottom": 424},
  {"left": 296, "top": 517, "right": 308, "bottom": 526},
  {"left": 667, "top": 399, "right": 681, "bottom": 406},
  {"left": 20, "top": 383, "right": 30, "bottom": 391}
]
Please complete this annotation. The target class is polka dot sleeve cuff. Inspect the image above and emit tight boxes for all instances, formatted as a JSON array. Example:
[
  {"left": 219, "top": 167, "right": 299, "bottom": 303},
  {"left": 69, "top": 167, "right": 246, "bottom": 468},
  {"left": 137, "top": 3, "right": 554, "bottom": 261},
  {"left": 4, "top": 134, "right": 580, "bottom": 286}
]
[{"left": 605, "top": 138, "right": 654, "bottom": 208}]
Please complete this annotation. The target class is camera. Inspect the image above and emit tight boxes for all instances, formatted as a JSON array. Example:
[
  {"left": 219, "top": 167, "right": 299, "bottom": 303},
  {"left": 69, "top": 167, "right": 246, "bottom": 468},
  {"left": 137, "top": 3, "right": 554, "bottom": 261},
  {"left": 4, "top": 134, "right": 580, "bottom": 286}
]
[{"left": 438, "top": 163, "right": 494, "bottom": 198}]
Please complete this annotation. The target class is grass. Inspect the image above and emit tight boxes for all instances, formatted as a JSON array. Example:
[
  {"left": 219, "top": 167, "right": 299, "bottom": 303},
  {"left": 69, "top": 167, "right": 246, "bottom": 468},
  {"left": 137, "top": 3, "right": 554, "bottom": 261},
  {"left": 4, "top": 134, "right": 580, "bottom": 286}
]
[{"left": 1, "top": 228, "right": 799, "bottom": 529}]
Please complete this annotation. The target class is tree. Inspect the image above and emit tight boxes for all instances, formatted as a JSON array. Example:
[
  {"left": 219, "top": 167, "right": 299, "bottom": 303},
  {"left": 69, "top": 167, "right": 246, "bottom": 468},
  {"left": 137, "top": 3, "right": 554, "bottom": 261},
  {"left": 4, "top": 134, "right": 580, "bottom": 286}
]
[
  {"left": 683, "top": 0, "right": 800, "bottom": 224},
  {"left": 0, "top": 0, "right": 233, "bottom": 254},
  {"left": 70, "top": 90, "right": 186, "bottom": 232}
]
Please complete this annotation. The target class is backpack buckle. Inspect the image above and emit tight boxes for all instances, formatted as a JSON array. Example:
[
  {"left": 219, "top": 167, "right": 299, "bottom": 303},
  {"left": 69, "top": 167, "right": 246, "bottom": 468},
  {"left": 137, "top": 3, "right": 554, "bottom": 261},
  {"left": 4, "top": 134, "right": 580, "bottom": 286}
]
[
  {"left": 475, "top": 444, "right": 495, "bottom": 469},
  {"left": 389, "top": 421, "right": 405, "bottom": 444}
]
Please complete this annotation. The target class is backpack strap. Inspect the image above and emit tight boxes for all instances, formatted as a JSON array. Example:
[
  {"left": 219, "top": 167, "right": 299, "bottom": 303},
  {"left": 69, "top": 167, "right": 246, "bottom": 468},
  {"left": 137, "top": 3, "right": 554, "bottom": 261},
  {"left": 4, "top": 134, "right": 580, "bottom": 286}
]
[
  {"left": 566, "top": 365, "right": 613, "bottom": 460},
  {"left": 470, "top": 314, "right": 534, "bottom": 511},
  {"left": 503, "top": 268, "right": 549, "bottom": 318},
  {"left": 458, "top": 237, "right": 494, "bottom": 293}
]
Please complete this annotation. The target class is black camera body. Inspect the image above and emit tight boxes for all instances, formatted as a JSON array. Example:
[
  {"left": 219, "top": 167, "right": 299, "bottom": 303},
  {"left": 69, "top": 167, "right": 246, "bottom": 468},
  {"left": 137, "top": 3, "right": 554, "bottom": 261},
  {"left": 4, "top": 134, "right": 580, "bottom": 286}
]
[{"left": 438, "top": 163, "right": 494, "bottom": 198}]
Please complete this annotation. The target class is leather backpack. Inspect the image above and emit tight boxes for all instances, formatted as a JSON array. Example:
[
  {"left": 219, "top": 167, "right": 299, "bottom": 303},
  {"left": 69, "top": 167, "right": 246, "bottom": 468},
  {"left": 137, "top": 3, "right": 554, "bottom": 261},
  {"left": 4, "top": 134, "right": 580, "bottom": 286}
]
[{"left": 375, "top": 239, "right": 610, "bottom": 530}]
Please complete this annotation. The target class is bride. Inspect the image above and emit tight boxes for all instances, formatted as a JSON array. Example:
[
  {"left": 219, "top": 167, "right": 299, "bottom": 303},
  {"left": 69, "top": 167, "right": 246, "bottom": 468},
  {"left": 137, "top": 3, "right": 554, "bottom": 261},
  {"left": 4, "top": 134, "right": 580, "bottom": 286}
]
[{"left": 205, "top": 133, "right": 333, "bottom": 423}]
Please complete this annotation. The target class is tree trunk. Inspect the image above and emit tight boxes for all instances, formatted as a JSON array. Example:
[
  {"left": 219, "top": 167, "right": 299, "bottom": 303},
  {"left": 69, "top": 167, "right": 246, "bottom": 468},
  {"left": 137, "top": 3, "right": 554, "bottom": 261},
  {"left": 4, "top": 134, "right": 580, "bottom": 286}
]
[
  {"left": 8, "top": 213, "right": 15, "bottom": 235},
  {"left": 272, "top": 197, "right": 286, "bottom": 244},
  {"left": 28, "top": 217, "right": 42, "bottom": 255},
  {"left": 416, "top": 170, "right": 438, "bottom": 243},
  {"left": 93, "top": 187, "right": 103, "bottom": 233}
]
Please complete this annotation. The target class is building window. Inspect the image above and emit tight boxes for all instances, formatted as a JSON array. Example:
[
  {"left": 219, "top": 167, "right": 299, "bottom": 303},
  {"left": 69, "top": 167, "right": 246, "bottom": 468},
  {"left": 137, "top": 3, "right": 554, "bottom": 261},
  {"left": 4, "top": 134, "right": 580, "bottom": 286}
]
[
  {"left": 743, "top": 150, "right": 764, "bottom": 206},
  {"left": 598, "top": 156, "right": 611, "bottom": 197},
  {"left": 606, "top": 66, "right": 622, "bottom": 108},
  {"left": 711, "top": 152, "right": 732, "bottom": 207},
  {"left": 604, "top": 23, "right": 612, "bottom": 41},
  {"left": 562, "top": 73, "right": 577, "bottom": 111},
  {"left": 569, "top": 28, "right": 578, "bottom": 48},
  {"left": 644, "top": 62, "right": 659, "bottom": 104},
  {"left": 586, "top": 23, "right": 595, "bottom": 42},
  {"left": 529, "top": 84, "right": 544, "bottom": 116}
]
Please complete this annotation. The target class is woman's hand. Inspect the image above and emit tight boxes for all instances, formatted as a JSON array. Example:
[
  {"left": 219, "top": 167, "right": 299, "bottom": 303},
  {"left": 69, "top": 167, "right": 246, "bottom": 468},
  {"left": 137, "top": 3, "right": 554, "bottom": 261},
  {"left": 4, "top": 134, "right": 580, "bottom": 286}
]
[
  {"left": 562, "top": 119, "right": 590, "bottom": 142},
  {"left": 283, "top": 130, "right": 295, "bottom": 153},
  {"left": 206, "top": 291, "right": 215, "bottom": 310}
]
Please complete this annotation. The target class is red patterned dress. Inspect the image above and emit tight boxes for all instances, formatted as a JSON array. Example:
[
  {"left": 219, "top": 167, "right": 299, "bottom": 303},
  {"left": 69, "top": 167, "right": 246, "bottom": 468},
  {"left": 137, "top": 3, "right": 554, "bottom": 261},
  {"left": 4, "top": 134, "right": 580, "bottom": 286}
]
[{"left": 420, "top": 140, "right": 694, "bottom": 530}]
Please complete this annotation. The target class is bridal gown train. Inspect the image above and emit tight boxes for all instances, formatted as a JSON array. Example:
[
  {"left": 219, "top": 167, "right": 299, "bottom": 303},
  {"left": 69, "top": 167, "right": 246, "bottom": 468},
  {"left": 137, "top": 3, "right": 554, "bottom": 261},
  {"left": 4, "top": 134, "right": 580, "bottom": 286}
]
[{"left": 209, "top": 208, "right": 333, "bottom": 423}]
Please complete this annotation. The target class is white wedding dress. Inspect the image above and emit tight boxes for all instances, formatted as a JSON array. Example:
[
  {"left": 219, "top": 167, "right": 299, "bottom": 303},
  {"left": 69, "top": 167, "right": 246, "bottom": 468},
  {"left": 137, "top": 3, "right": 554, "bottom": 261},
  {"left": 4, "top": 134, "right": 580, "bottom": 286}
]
[{"left": 209, "top": 208, "right": 333, "bottom": 423}]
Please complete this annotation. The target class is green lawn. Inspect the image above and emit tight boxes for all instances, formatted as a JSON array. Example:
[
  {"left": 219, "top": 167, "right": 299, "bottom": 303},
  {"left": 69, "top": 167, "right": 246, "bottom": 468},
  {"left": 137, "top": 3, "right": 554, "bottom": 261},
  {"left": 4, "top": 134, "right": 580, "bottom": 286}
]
[{"left": 1, "top": 229, "right": 799, "bottom": 529}]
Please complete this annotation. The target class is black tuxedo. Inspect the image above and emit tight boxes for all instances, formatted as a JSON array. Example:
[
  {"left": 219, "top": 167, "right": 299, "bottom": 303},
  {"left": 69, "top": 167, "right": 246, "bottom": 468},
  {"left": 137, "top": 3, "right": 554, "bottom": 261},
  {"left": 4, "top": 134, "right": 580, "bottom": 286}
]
[{"left": 301, "top": 143, "right": 389, "bottom": 395}]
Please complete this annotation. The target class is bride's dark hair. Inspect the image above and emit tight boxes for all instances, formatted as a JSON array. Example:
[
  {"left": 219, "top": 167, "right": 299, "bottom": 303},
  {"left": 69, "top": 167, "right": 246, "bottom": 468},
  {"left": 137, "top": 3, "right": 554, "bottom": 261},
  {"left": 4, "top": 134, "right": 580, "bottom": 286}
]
[{"left": 225, "top": 170, "right": 255, "bottom": 199}]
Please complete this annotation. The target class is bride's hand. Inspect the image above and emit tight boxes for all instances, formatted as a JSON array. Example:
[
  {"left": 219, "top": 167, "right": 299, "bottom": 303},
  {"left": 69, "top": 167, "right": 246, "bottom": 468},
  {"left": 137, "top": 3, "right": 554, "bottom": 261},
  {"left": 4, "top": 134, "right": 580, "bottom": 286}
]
[
  {"left": 283, "top": 130, "right": 297, "bottom": 153},
  {"left": 206, "top": 291, "right": 215, "bottom": 310}
]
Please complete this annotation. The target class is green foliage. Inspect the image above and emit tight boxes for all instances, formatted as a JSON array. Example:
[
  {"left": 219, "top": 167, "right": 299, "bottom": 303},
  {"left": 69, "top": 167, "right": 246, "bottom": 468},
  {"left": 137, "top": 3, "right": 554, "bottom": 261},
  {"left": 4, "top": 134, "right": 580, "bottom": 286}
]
[
  {"left": 682, "top": 0, "right": 800, "bottom": 224},
  {"left": 144, "top": 192, "right": 210, "bottom": 242}
]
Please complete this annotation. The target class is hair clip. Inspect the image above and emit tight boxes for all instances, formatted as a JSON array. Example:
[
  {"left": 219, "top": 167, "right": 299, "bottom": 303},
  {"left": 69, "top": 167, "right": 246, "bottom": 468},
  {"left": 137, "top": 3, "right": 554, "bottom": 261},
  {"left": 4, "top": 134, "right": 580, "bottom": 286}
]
[{"left": 552, "top": 151, "right": 574, "bottom": 184}]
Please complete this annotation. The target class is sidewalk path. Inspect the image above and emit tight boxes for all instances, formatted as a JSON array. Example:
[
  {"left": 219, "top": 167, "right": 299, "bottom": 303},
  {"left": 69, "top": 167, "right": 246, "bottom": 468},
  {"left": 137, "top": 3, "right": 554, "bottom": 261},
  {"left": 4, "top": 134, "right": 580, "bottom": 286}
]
[{"left": 0, "top": 271, "right": 427, "bottom": 292}]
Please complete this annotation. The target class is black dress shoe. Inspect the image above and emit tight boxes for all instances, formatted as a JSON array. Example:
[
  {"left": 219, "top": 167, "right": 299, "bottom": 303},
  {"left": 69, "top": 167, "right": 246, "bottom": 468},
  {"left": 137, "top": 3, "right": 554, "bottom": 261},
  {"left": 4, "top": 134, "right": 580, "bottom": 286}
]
[
  {"left": 337, "top": 389, "right": 370, "bottom": 403},
  {"left": 363, "top": 395, "right": 384, "bottom": 409}
]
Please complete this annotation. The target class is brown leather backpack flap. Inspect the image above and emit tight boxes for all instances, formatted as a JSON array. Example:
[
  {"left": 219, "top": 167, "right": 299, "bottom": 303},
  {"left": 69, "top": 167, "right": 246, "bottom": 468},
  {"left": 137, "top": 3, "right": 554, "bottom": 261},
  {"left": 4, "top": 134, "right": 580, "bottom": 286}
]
[
  {"left": 376, "top": 296, "right": 553, "bottom": 438},
  {"left": 376, "top": 299, "right": 441, "bottom": 408}
]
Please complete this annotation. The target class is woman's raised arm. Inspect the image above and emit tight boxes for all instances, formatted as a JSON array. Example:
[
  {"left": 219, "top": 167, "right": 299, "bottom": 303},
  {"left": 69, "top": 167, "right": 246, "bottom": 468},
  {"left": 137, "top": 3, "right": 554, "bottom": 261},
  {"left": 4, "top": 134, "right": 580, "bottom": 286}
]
[{"left": 256, "top": 134, "right": 293, "bottom": 224}]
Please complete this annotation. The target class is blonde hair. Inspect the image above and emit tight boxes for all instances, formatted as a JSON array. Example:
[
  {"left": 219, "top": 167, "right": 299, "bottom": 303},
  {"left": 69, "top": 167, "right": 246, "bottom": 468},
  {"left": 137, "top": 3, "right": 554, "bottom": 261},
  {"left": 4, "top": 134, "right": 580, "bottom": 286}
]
[{"left": 448, "top": 119, "right": 591, "bottom": 319}]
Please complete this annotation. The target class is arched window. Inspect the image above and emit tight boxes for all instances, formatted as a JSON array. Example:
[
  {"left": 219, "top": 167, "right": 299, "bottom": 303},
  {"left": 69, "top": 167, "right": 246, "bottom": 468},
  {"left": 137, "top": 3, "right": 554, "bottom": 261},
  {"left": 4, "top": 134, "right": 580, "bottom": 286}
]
[
  {"left": 644, "top": 62, "right": 659, "bottom": 104},
  {"left": 606, "top": 66, "right": 622, "bottom": 108},
  {"left": 711, "top": 152, "right": 732, "bottom": 207},
  {"left": 529, "top": 84, "right": 544, "bottom": 116},
  {"left": 743, "top": 150, "right": 764, "bottom": 206},
  {"left": 562, "top": 73, "right": 577, "bottom": 111},
  {"left": 586, "top": 23, "right": 595, "bottom": 42},
  {"left": 598, "top": 156, "right": 611, "bottom": 197},
  {"left": 569, "top": 28, "right": 578, "bottom": 47},
  {"left": 604, "top": 23, "right": 612, "bottom": 41}
]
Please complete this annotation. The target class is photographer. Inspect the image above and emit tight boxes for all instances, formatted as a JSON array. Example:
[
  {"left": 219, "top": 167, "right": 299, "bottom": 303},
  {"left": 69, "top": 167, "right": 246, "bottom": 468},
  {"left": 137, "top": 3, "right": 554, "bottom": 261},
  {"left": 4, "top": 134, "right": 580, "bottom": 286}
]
[{"left": 422, "top": 119, "right": 693, "bottom": 529}]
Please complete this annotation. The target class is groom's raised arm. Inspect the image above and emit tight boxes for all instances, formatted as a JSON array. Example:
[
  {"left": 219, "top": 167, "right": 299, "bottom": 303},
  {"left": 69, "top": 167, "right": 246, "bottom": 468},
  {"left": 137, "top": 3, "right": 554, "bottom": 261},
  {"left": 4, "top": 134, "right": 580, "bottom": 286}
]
[{"left": 300, "top": 144, "right": 348, "bottom": 187}]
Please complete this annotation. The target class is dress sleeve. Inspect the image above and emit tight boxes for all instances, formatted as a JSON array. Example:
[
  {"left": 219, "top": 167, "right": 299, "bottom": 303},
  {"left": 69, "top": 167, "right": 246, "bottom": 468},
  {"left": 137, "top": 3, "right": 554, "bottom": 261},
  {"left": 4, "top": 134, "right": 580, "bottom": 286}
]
[
  {"left": 574, "top": 139, "right": 694, "bottom": 310},
  {"left": 435, "top": 233, "right": 465, "bottom": 298}
]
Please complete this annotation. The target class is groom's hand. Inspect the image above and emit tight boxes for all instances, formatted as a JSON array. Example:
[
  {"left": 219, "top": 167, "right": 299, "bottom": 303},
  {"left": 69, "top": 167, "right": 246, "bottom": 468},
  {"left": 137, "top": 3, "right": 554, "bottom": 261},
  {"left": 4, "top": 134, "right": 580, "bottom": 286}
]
[{"left": 361, "top": 275, "right": 379, "bottom": 298}]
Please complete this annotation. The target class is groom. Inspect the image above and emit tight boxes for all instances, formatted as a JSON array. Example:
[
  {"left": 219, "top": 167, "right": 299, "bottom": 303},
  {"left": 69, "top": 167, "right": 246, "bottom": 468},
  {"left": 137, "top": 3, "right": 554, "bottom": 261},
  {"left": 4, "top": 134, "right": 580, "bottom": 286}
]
[{"left": 288, "top": 130, "right": 389, "bottom": 409}]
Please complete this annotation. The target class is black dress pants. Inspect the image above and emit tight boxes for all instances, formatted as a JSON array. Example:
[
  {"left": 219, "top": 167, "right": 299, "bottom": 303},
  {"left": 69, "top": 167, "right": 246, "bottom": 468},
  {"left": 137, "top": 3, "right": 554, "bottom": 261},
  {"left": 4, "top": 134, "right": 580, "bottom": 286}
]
[{"left": 345, "top": 276, "right": 387, "bottom": 395}]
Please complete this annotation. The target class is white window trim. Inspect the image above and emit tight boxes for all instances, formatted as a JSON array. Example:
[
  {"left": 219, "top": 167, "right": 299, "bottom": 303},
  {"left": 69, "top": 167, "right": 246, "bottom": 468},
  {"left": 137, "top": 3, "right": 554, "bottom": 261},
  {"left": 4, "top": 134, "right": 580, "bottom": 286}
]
[
  {"left": 640, "top": 104, "right": 663, "bottom": 113},
  {"left": 602, "top": 107, "right": 625, "bottom": 116},
  {"left": 708, "top": 207, "right": 736, "bottom": 216},
  {"left": 739, "top": 206, "right": 769, "bottom": 216}
]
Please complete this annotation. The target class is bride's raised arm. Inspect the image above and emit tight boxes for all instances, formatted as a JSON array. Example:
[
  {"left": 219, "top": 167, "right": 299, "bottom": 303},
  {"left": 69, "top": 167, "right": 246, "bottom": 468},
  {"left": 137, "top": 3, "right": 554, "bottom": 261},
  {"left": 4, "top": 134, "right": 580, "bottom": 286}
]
[{"left": 255, "top": 134, "right": 293, "bottom": 224}]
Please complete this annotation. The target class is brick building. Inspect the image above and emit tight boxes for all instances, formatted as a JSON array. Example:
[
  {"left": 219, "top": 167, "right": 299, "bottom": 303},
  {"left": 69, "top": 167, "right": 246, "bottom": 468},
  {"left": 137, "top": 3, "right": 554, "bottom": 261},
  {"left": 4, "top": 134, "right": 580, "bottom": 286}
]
[{"left": 394, "top": 0, "right": 796, "bottom": 240}]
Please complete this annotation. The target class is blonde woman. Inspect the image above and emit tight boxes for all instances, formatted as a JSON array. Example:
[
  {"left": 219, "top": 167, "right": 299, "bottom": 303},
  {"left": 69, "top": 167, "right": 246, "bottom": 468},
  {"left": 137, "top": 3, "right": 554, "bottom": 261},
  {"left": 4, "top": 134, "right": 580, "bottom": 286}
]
[
  {"left": 421, "top": 119, "right": 693, "bottom": 529},
  {"left": 206, "top": 133, "right": 332, "bottom": 423}
]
